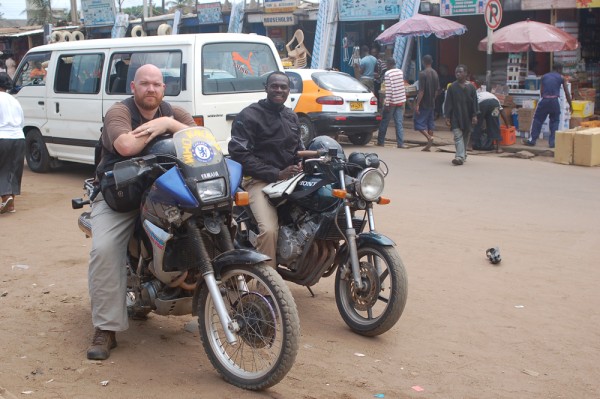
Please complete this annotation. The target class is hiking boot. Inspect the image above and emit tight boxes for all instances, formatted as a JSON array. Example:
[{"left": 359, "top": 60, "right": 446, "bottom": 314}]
[{"left": 87, "top": 328, "right": 117, "bottom": 360}]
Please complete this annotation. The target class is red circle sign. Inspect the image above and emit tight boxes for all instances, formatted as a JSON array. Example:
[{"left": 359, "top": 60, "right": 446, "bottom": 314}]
[{"left": 485, "top": 0, "right": 502, "bottom": 30}]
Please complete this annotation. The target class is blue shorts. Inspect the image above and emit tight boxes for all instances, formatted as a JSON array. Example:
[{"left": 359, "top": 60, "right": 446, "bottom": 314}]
[{"left": 414, "top": 107, "right": 435, "bottom": 131}]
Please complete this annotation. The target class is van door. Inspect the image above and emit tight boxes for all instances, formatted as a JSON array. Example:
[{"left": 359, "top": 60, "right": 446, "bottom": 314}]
[
  {"left": 45, "top": 51, "right": 107, "bottom": 165},
  {"left": 197, "top": 41, "right": 282, "bottom": 151}
]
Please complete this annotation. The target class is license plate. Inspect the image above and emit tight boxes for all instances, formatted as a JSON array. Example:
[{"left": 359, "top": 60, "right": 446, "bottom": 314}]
[{"left": 350, "top": 101, "right": 363, "bottom": 111}]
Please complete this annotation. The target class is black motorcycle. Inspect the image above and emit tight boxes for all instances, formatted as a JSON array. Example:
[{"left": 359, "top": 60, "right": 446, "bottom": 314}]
[
  {"left": 73, "top": 127, "right": 300, "bottom": 390},
  {"left": 234, "top": 136, "right": 407, "bottom": 337}
]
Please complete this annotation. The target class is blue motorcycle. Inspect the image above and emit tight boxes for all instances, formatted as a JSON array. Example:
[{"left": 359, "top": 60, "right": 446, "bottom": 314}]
[{"left": 73, "top": 127, "right": 299, "bottom": 390}]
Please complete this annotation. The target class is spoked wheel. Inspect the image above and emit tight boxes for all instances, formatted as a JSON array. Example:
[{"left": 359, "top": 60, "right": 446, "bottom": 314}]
[
  {"left": 197, "top": 263, "right": 300, "bottom": 390},
  {"left": 335, "top": 244, "right": 407, "bottom": 337}
]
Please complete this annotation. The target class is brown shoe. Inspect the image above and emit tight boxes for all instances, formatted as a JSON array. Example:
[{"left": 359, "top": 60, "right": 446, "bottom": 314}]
[{"left": 87, "top": 328, "right": 117, "bottom": 360}]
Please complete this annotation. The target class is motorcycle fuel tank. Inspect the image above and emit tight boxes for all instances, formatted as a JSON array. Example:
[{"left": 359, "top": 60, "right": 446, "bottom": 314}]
[{"left": 293, "top": 175, "right": 340, "bottom": 212}]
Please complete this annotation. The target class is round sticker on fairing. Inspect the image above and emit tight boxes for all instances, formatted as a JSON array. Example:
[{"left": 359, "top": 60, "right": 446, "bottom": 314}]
[{"left": 192, "top": 141, "right": 215, "bottom": 163}]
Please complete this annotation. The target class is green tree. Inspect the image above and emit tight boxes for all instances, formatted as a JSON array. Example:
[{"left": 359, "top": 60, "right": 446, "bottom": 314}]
[
  {"left": 122, "top": 5, "right": 164, "bottom": 19},
  {"left": 24, "top": 0, "right": 54, "bottom": 25},
  {"left": 0, "top": 3, "right": 4, "bottom": 19}
]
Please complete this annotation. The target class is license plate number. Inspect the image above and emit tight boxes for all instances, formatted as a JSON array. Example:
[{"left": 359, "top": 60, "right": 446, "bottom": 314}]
[{"left": 350, "top": 101, "right": 363, "bottom": 111}]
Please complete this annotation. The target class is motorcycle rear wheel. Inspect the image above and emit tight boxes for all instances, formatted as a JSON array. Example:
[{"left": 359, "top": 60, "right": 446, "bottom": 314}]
[
  {"left": 335, "top": 244, "right": 407, "bottom": 337},
  {"left": 197, "top": 263, "right": 300, "bottom": 390}
]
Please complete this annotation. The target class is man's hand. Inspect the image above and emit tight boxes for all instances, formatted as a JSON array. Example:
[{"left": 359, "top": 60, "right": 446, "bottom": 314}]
[
  {"left": 445, "top": 118, "right": 451, "bottom": 127},
  {"left": 278, "top": 163, "right": 302, "bottom": 180},
  {"left": 132, "top": 116, "right": 178, "bottom": 144},
  {"left": 471, "top": 116, "right": 478, "bottom": 125}
]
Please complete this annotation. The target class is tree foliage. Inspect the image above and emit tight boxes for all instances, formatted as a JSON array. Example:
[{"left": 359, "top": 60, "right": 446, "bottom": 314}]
[{"left": 24, "top": 0, "right": 54, "bottom": 25}]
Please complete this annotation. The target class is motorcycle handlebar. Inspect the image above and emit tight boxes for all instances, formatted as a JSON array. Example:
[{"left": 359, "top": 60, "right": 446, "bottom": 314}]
[{"left": 297, "top": 150, "right": 322, "bottom": 159}]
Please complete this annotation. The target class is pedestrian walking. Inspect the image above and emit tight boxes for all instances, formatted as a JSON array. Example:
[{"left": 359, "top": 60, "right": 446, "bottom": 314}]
[
  {"left": 443, "top": 64, "right": 478, "bottom": 165},
  {"left": 414, "top": 55, "right": 440, "bottom": 151},
  {"left": 376, "top": 58, "right": 407, "bottom": 148},
  {"left": 0, "top": 72, "right": 25, "bottom": 214}
]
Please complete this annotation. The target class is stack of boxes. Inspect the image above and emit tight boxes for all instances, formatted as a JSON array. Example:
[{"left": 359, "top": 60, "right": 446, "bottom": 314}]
[
  {"left": 554, "top": 21, "right": 580, "bottom": 76},
  {"left": 555, "top": 127, "right": 600, "bottom": 167},
  {"left": 506, "top": 53, "right": 527, "bottom": 89}
]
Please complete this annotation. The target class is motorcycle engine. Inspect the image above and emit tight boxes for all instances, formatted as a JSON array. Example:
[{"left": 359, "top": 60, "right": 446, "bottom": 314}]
[{"left": 277, "top": 219, "right": 318, "bottom": 268}]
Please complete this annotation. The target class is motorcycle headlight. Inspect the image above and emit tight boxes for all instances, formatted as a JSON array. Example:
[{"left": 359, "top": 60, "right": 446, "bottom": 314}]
[
  {"left": 196, "top": 178, "right": 226, "bottom": 202},
  {"left": 355, "top": 168, "right": 384, "bottom": 201}
]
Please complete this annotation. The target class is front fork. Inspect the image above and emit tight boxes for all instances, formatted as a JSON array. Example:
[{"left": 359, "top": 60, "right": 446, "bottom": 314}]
[
  {"left": 339, "top": 169, "right": 364, "bottom": 290},
  {"left": 188, "top": 218, "right": 240, "bottom": 345}
]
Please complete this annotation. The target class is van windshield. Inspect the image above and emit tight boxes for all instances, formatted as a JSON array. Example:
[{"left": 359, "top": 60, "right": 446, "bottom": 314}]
[{"left": 202, "top": 42, "right": 279, "bottom": 94}]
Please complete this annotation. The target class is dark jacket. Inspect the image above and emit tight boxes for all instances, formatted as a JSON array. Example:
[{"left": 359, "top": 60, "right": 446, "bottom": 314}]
[{"left": 229, "top": 99, "right": 303, "bottom": 183}]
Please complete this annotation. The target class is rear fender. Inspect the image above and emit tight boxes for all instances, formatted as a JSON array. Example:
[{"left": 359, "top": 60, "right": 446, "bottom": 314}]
[{"left": 191, "top": 249, "right": 271, "bottom": 315}]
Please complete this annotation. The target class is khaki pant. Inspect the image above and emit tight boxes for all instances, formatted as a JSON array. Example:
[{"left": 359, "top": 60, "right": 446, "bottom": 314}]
[{"left": 243, "top": 178, "right": 278, "bottom": 268}]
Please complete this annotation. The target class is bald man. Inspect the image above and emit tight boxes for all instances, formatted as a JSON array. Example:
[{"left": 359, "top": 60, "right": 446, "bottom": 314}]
[{"left": 87, "top": 64, "right": 196, "bottom": 360}]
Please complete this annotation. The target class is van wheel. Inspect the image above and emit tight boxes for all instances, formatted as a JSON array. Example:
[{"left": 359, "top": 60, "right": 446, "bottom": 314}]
[
  {"left": 25, "top": 130, "right": 51, "bottom": 173},
  {"left": 348, "top": 132, "right": 373, "bottom": 146},
  {"left": 299, "top": 117, "right": 315, "bottom": 147}
]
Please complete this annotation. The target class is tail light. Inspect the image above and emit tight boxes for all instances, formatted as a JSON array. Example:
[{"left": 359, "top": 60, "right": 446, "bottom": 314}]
[
  {"left": 370, "top": 97, "right": 378, "bottom": 106},
  {"left": 193, "top": 116, "right": 205, "bottom": 126},
  {"left": 317, "top": 96, "right": 344, "bottom": 105}
]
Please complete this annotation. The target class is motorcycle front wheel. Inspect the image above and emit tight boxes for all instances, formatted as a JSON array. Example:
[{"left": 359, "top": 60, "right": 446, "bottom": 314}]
[
  {"left": 197, "top": 262, "right": 300, "bottom": 390},
  {"left": 335, "top": 244, "right": 408, "bottom": 337}
]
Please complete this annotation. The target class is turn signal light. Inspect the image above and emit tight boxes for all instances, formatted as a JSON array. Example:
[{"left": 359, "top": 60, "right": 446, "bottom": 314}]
[
  {"left": 235, "top": 191, "right": 249, "bottom": 206},
  {"left": 193, "top": 116, "right": 205, "bottom": 126},
  {"left": 332, "top": 189, "right": 347, "bottom": 198},
  {"left": 377, "top": 197, "right": 391, "bottom": 205}
]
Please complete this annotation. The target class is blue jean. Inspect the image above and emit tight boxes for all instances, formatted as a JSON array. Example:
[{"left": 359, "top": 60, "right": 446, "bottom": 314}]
[
  {"left": 529, "top": 97, "right": 560, "bottom": 147},
  {"left": 377, "top": 104, "right": 405, "bottom": 146}
]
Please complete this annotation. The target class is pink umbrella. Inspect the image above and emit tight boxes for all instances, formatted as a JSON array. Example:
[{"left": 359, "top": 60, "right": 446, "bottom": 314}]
[
  {"left": 375, "top": 13, "right": 467, "bottom": 45},
  {"left": 478, "top": 19, "right": 578, "bottom": 52}
]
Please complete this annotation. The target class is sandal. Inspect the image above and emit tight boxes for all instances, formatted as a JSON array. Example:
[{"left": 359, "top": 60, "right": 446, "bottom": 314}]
[{"left": 0, "top": 196, "right": 14, "bottom": 214}]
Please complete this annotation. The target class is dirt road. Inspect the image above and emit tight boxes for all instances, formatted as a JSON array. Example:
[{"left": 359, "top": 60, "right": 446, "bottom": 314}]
[{"left": 1, "top": 150, "right": 599, "bottom": 399}]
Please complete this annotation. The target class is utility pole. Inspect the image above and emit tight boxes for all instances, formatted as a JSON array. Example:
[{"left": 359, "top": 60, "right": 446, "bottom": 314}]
[{"left": 70, "top": 0, "right": 78, "bottom": 23}]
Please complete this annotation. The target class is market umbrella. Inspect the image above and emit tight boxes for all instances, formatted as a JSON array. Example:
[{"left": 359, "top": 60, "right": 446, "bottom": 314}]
[
  {"left": 477, "top": 19, "right": 578, "bottom": 53},
  {"left": 375, "top": 13, "right": 467, "bottom": 44}
]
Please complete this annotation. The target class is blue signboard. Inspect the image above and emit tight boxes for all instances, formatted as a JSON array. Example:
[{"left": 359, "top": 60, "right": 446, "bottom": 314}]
[
  {"left": 82, "top": 0, "right": 116, "bottom": 27},
  {"left": 339, "top": 0, "right": 402, "bottom": 21}
]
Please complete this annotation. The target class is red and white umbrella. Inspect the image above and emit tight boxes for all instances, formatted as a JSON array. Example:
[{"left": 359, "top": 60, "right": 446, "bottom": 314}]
[
  {"left": 376, "top": 13, "right": 467, "bottom": 45},
  {"left": 478, "top": 19, "right": 578, "bottom": 53}
]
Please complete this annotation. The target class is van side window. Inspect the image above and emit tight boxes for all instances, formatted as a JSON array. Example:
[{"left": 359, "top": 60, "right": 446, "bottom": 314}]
[
  {"left": 12, "top": 52, "right": 52, "bottom": 92},
  {"left": 107, "top": 51, "right": 182, "bottom": 96},
  {"left": 55, "top": 53, "right": 104, "bottom": 94},
  {"left": 202, "top": 42, "right": 280, "bottom": 95}
]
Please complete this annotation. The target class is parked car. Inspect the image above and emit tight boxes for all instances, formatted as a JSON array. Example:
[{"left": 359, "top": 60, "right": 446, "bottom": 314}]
[{"left": 284, "top": 69, "right": 381, "bottom": 146}]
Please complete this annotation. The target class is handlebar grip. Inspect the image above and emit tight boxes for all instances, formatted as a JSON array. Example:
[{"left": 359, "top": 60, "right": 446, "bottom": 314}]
[{"left": 297, "top": 150, "right": 320, "bottom": 158}]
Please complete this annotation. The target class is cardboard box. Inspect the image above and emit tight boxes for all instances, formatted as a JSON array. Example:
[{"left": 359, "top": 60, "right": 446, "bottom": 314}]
[
  {"left": 554, "top": 130, "right": 576, "bottom": 165},
  {"left": 572, "top": 100, "right": 595, "bottom": 118},
  {"left": 570, "top": 116, "right": 594, "bottom": 128},
  {"left": 573, "top": 128, "right": 600, "bottom": 167},
  {"left": 518, "top": 108, "right": 535, "bottom": 131},
  {"left": 575, "top": 88, "right": 596, "bottom": 102}
]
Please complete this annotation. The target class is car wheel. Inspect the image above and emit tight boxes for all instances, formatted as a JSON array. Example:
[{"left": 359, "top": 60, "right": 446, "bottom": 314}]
[
  {"left": 298, "top": 116, "right": 315, "bottom": 147},
  {"left": 25, "top": 129, "right": 52, "bottom": 173},
  {"left": 348, "top": 131, "right": 373, "bottom": 146}
]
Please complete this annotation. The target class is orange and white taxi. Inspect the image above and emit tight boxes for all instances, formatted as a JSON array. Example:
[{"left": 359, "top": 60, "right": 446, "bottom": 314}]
[{"left": 284, "top": 69, "right": 381, "bottom": 146}]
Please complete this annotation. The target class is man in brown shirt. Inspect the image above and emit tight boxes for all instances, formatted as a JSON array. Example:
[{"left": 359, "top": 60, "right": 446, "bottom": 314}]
[{"left": 87, "top": 64, "right": 195, "bottom": 361}]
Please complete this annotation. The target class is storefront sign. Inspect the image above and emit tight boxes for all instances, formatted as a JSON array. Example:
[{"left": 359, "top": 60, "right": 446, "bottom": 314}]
[
  {"left": 264, "top": 0, "right": 298, "bottom": 13},
  {"left": 576, "top": 0, "right": 600, "bottom": 7},
  {"left": 338, "top": 0, "right": 401, "bottom": 21},
  {"left": 521, "top": 0, "right": 576, "bottom": 9},
  {"left": 263, "top": 13, "right": 296, "bottom": 26},
  {"left": 197, "top": 2, "right": 223, "bottom": 24},
  {"left": 440, "top": 0, "right": 487, "bottom": 16},
  {"left": 81, "top": 0, "right": 116, "bottom": 26}
]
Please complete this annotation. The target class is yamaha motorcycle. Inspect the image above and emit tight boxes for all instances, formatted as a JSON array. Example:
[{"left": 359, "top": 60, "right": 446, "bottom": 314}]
[
  {"left": 72, "top": 127, "right": 300, "bottom": 390},
  {"left": 234, "top": 136, "right": 407, "bottom": 337}
]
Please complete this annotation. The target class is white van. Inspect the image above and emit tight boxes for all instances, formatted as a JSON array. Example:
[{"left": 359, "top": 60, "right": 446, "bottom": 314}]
[{"left": 12, "top": 33, "right": 283, "bottom": 172}]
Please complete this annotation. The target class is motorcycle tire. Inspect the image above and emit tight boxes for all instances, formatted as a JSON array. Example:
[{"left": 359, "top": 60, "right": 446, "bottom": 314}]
[
  {"left": 334, "top": 244, "right": 407, "bottom": 337},
  {"left": 197, "top": 262, "right": 300, "bottom": 390}
]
